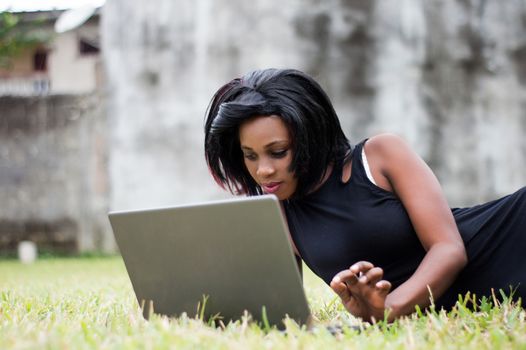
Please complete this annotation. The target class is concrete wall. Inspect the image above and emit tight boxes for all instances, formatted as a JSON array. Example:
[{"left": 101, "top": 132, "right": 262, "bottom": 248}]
[
  {"left": 369, "top": 1, "right": 526, "bottom": 204},
  {"left": 0, "top": 94, "right": 113, "bottom": 253},
  {"left": 103, "top": 0, "right": 526, "bottom": 210},
  {"left": 1, "top": 0, "right": 524, "bottom": 254}
]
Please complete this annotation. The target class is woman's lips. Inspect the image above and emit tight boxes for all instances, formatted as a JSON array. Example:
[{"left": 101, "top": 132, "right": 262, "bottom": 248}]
[{"left": 261, "top": 182, "right": 282, "bottom": 194}]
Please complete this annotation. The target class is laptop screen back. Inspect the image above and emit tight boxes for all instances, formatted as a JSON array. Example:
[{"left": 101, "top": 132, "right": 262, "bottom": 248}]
[{"left": 108, "top": 195, "right": 310, "bottom": 326}]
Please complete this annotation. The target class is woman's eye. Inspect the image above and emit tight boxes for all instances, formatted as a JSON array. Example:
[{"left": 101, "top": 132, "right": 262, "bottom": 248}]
[
  {"left": 244, "top": 153, "right": 257, "bottom": 161},
  {"left": 270, "top": 150, "right": 287, "bottom": 158}
]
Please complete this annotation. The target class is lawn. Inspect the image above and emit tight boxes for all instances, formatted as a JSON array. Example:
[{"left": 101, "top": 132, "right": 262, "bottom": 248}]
[{"left": 0, "top": 257, "right": 525, "bottom": 349}]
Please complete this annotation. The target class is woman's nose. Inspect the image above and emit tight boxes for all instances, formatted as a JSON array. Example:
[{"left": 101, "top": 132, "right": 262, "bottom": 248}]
[{"left": 256, "top": 161, "right": 275, "bottom": 177}]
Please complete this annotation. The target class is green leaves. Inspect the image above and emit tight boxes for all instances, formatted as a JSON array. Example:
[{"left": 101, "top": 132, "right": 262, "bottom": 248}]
[{"left": 0, "top": 11, "right": 51, "bottom": 69}]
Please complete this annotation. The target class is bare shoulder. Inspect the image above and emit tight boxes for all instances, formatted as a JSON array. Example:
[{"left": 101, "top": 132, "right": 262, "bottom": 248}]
[
  {"left": 365, "top": 133, "right": 410, "bottom": 155},
  {"left": 364, "top": 133, "right": 415, "bottom": 174}
]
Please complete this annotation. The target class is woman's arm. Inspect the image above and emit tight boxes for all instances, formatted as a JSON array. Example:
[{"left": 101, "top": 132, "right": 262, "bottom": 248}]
[
  {"left": 295, "top": 254, "right": 303, "bottom": 280},
  {"left": 280, "top": 202, "right": 303, "bottom": 280},
  {"left": 332, "top": 133, "right": 467, "bottom": 321}
]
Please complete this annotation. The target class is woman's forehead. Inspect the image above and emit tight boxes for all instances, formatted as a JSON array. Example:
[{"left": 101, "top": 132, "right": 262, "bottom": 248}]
[{"left": 239, "top": 115, "right": 290, "bottom": 147}]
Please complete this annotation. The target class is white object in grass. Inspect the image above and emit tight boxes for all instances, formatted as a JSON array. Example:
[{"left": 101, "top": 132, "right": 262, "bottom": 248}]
[{"left": 18, "top": 241, "right": 37, "bottom": 264}]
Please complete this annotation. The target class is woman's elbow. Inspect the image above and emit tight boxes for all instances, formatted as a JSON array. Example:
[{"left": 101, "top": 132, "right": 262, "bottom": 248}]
[
  {"left": 452, "top": 242, "right": 468, "bottom": 269},
  {"left": 434, "top": 241, "right": 468, "bottom": 270}
]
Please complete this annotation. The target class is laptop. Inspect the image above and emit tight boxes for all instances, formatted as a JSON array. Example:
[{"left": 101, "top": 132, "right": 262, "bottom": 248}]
[{"left": 108, "top": 194, "right": 311, "bottom": 327}]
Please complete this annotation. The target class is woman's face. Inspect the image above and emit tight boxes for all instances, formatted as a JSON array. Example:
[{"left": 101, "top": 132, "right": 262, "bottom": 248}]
[{"left": 239, "top": 115, "right": 298, "bottom": 200}]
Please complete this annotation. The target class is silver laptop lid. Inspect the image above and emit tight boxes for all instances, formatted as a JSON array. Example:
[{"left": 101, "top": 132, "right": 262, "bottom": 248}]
[{"left": 108, "top": 195, "right": 311, "bottom": 327}]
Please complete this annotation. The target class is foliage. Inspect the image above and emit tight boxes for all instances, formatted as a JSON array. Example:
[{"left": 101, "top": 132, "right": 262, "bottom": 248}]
[
  {"left": 0, "top": 11, "right": 50, "bottom": 69},
  {"left": 0, "top": 257, "right": 525, "bottom": 349}
]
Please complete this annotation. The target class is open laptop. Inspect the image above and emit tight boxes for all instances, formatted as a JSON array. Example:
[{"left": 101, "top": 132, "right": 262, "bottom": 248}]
[{"left": 108, "top": 194, "right": 311, "bottom": 327}]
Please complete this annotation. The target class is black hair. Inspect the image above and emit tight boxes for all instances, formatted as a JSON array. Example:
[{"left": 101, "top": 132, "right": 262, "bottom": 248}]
[{"left": 204, "top": 68, "right": 352, "bottom": 199}]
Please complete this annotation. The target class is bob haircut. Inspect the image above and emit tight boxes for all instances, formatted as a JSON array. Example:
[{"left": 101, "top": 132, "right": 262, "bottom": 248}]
[{"left": 204, "top": 68, "right": 352, "bottom": 199}]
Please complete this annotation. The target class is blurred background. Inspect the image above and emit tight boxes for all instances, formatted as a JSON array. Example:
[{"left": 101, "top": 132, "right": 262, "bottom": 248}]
[{"left": 1, "top": 0, "right": 525, "bottom": 255}]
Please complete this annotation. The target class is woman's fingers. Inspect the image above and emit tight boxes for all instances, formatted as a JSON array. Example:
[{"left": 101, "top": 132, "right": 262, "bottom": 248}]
[
  {"left": 349, "top": 261, "right": 374, "bottom": 275},
  {"left": 331, "top": 268, "right": 362, "bottom": 304},
  {"left": 330, "top": 277, "right": 352, "bottom": 303},
  {"left": 332, "top": 269, "right": 359, "bottom": 286},
  {"left": 375, "top": 280, "right": 392, "bottom": 296},
  {"left": 360, "top": 267, "right": 384, "bottom": 285},
  {"left": 331, "top": 263, "right": 391, "bottom": 307},
  {"left": 332, "top": 262, "right": 381, "bottom": 288}
]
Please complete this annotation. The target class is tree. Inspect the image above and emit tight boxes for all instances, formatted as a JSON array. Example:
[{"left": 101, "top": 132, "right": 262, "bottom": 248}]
[{"left": 0, "top": 11, "right": 49, "bottom": 69}]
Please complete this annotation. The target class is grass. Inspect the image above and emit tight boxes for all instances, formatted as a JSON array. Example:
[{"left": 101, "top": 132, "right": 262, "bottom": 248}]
[{"left": 0, "top": 257, "right": 525, "bottom": 349}]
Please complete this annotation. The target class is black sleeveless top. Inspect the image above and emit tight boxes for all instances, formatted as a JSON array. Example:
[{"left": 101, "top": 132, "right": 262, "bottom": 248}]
[{"left": 283, "top": 140, "right": 526, "bottom": 309}]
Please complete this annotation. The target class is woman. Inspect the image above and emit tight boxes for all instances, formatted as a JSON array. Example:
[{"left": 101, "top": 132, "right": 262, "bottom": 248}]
[{"left": 204, "top": 68, "right": 526, "bottom": 322}]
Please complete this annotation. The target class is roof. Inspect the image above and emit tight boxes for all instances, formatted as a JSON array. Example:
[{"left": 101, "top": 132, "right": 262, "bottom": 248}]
[{"left": 14, "top": 7, "right": 101, "bottom": 24}]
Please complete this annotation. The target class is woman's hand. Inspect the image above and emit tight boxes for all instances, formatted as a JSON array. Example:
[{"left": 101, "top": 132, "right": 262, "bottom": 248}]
[{"left": 330, "top": 261, "right": 392, "bottom": 322}]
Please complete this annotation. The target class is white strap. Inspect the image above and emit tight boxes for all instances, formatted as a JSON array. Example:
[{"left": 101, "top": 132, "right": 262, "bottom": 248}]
[{"left": 362, "top": 147, "right": 377, "bottom": 185}]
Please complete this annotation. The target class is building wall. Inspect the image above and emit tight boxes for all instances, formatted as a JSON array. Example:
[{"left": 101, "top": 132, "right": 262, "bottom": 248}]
[
  {"left": 0, "top": 18, "right": 101, "bottom": 96},
  {"left": 102, "top": 0, "right": 526, "bottom": 210},
  {"left": 0, "top": 13, "right": 108, "bottom": 254},
  {"left": 49, "top": 21, "right": 101, "bottom": 94},
  {"left": 0, "top": 46, "right": 50, "bottom": 96},
  {"left": 0, "top": 94, "right": 113, "bottom": 253}
]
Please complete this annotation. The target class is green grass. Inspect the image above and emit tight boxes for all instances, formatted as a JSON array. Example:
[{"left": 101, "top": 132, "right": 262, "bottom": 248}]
[{"left": 1, "top": 257, "right": 525, "bottom": 349}]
